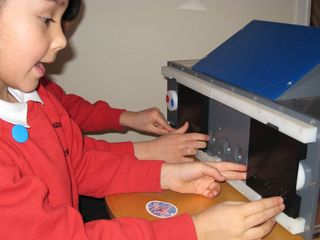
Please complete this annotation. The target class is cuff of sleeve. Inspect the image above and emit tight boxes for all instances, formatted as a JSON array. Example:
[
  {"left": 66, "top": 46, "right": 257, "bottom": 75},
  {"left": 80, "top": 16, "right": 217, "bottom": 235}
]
[
  {"left": 112, "top": 108, "right": 127, "bottom": 131},
  {"left": 126, "top": 159, "right": 164, "bottom": 193},
  {"left": 151, "top": 213, "right": 197, "bottom": 240},
  {"left": 94, "top": 101, "right": 126, "bottom": 131}
]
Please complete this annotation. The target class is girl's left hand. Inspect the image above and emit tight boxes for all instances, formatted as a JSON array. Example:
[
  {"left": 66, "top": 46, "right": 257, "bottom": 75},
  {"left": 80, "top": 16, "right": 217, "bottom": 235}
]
[
  {"left": 120, "top": 107, "right": 175, "bottom": 135},
  {"left": 160, "top": 161, "right": 246, "bottom": 198}
]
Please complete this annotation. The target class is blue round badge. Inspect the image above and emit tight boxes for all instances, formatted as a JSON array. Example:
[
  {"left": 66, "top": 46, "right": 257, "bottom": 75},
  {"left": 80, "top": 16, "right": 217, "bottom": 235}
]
[
  {"left": 146, "top": 200, "right": 178, "bottom": 218},
  {"left": 12, "top": 125, "right": 29, "bottom": 143}
]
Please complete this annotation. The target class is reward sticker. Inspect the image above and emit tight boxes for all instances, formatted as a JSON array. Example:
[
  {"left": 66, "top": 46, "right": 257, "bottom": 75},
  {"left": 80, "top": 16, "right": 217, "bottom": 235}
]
[{"left": 146, "top": 200, "right": 178, "bottom": 218}]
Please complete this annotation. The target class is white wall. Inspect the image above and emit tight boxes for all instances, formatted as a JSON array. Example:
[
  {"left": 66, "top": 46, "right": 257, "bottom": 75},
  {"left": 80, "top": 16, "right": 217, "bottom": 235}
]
[{"left": 48, "top": 0, "right": 311, "bottom": 142}]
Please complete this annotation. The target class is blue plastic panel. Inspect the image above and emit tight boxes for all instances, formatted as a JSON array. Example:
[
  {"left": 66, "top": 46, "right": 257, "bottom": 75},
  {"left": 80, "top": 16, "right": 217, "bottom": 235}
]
[{"left": 192, "top": 20, "right": 320, "bottom": 100}]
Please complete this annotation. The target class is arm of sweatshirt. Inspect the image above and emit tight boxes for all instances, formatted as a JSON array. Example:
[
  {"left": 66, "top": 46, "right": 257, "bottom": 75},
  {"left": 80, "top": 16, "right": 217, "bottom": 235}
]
[
  {"left": 74, "top": 148, "right": 164, "bottom": 197},
  {"left": 66, "top": 113, "right": 163, "bottom": 197},
  {"left": 83, "top": 136, "right": 135, "bottom": 158},
  {"left": 0, "top": 146, "right": 197, "bottom": 240},
  {"left": 85, "top": 214, "right": 197, "bottom": 240},
  {"left": 41, "top": 77, "right": 126, "bottom": 132}
]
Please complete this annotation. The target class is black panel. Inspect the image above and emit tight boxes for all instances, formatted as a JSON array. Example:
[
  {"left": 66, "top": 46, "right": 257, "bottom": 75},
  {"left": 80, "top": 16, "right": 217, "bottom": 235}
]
[
  {"left": 246, "top": 119, "right": 307, "bottom": 218},
  {"left": 177, "top": 84, "right": 209, "bottom": 134}
]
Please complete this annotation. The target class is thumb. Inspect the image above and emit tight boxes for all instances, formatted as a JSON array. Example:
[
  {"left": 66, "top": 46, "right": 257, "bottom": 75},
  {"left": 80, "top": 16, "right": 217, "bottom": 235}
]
[{"left": 174, "top": 121, "right": 189, "bottom": 134}]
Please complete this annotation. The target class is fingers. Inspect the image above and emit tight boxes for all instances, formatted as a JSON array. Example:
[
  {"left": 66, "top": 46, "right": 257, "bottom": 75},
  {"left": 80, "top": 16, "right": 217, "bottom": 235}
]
[
  {"left": 153, "top": 117, "right": 175, "bottom": 134},
  {"left": 203, "top": 182, "right": 221, "bottom": 198},
  {"left": 186, "top": 139, "right": 208, "bottom": 149},
  {"left": 221, "top": 170, "right": 247, "bottom": 180},
  {"left": 245, "top": 202, "right": 284, "bottom": 228},
  {"left": 180, "top": 157, "right": 195, "bottom": 163},
  {"left": 207, "top": 181, "right": 221, "bottom": 197},
  {"left": 199, "top": 163, "right": 225, "bottom": 182},
  {"left": 172, "top": 123, "right": 208, "bottom": 141},
  {"left": 244, "top": 218, "right": 276, "bottom": 239},
  {"left": 173, "top": 122, "right": 189, "bottom": 134},
  {"left": 203, "top": 161, "right": 247, "bottom": 180},
  {"left": 205, "top": 161, "right": 247, "bottom": 172},
  {"left": 180, "top": 147, "right": 198, "bottom": 156},
  {"left": 131, "top": 107, "right": 175, "bottom": 135},
  {"left": 240, "top": 197, "right": 284, "bottom": 217},
  {"left": 223, "top": 200, "right": 247, "bottom": 206},
  {"left": 194, "top": 176, "right": 221, "bottom": 198},
  {"left": 178, "top": 132, "right": 209, "bottom": 155},
  {"left": 179, "top": 139, "right": 208, "bottom": 156},
  {"left": 183, "top": 132, "right": 209, "bottom": 142},
  {"left": 228, "top": 198, "right": 282, "bottom": 239},
  {"left": 153, "top": 127, "right": 174, "bottom": 135}
]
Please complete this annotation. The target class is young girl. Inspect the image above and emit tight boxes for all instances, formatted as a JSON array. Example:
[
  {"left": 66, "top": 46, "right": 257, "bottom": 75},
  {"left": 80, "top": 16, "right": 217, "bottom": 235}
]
[{"left": 0, "top": 0, "right": 284, "bottom": 239}]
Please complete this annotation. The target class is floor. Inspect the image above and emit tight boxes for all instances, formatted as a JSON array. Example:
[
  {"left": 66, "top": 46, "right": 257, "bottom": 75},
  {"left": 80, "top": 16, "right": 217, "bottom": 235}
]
[{"left": 79, "top": 196, "right": 111, "bottom": 222}]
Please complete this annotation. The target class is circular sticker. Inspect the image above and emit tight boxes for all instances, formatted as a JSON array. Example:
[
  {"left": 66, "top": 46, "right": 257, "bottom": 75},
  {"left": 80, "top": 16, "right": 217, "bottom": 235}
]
[
  {"left": 12, "top": 125, "right": 29, "bottom": 143},
  {"left": 146, "top": 200, "right": 178, "bottom": 218}
]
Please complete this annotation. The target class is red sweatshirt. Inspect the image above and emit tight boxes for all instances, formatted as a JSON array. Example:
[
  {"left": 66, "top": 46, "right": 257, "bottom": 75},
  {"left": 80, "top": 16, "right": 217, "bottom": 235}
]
[
  {"left": 0, "top": 84, "right": 197, "bottom": 239},
  {"left": 42, "top": 76, "right": 135, "bottom": 158}
]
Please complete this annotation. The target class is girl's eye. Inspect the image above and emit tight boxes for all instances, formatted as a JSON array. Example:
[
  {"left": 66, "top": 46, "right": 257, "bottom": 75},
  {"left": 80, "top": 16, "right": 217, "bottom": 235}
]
[{"left": 39, "top": 16, "right": 54, "bottom": 26}]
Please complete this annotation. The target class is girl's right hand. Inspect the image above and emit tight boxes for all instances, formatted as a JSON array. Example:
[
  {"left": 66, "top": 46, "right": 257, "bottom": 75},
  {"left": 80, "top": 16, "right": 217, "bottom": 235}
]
[
  {"left": 133, "top": 122, "right": 209, "bottom": 163},
  {"left": 192, "top": 197, "right": 285, "bottom": 240}
]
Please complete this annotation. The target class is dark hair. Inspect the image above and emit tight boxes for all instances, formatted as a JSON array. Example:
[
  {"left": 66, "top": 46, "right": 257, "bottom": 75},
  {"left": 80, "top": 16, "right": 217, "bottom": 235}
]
[{"left": 62, "top": 0, "right": 81, "bottom": 22}]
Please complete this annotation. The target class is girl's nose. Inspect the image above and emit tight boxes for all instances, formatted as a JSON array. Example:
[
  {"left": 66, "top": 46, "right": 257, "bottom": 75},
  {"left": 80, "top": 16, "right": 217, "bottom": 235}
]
[{"left": 51, "top": 26, "right": 67, "bottom": 52}]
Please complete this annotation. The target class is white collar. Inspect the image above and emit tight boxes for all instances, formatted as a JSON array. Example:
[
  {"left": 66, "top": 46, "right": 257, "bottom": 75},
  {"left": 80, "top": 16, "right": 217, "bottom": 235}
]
[{"left": 0, "top": 88, "right": 43, "bottom": 128}]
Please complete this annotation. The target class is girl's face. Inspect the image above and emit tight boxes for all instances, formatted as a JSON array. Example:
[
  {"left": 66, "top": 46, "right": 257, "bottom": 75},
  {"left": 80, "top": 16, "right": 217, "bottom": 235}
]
[{"left": 0, "top": 0, "right": 68, "bottom": 96}]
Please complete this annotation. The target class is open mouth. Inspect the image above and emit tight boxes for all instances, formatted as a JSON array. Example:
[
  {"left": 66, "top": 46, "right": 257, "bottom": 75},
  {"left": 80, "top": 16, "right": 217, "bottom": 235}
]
[{"left": 34, "top": 62, "right": 46, "bottom": 77}]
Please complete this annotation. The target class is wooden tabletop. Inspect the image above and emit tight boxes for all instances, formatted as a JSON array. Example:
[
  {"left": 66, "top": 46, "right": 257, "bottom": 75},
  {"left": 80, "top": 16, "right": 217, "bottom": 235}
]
[{"left": 105, "top": 182, "right": 313, "bottom": 240}]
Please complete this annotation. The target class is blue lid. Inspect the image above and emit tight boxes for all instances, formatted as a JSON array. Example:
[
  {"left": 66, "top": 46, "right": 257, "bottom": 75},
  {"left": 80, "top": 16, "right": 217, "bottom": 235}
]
[{"left": 192, "top": 20, "right": 320, "bottom": 100}]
